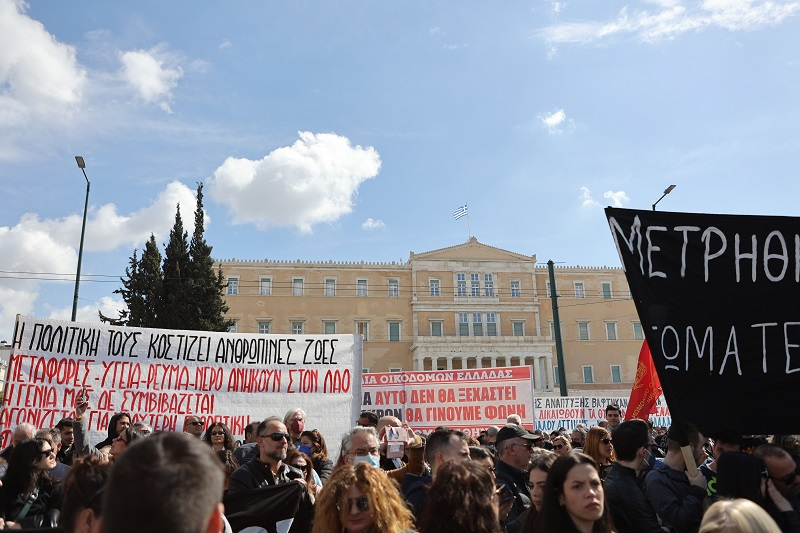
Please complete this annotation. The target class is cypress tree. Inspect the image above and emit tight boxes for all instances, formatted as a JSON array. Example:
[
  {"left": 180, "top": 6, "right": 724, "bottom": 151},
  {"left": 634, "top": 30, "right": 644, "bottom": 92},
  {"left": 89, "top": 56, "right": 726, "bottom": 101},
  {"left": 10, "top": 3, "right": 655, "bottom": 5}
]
[
  {"left": 100, "top": 234, "right": 163, "bottom": 327},
  {"left": 159, "top": 204, "right": 192, "bottom": 330}
]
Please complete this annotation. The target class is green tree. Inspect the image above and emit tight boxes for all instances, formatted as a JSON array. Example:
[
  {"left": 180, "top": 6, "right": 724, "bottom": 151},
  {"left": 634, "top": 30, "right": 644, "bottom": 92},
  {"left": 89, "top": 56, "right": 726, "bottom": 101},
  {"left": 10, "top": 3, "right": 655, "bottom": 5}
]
[{"left": 159, "top": 204, "right": 192, "bottom": 330}]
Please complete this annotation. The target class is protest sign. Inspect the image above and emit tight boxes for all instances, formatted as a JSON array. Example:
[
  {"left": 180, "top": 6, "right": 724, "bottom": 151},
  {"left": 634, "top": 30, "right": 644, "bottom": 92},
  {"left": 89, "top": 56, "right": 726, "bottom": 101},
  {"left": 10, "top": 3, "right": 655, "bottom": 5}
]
[
  {"left": 533, "top": 395, "right": 671, "bottom": 431},
  {"left": 1, "top": 316, "right": 362, "bottom": 447},
  {"left": 606, "top": 207, "right": 800, "bottom": 435},
  {"left": 361, "top": 366, "right": 533, "bottom": 437}
]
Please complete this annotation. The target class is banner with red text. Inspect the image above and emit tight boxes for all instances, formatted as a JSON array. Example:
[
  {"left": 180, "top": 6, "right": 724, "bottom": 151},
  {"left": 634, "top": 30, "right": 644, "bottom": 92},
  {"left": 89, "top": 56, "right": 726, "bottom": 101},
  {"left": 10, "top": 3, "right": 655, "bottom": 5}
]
[
  {"left": 533, "top": 395, "right": 671, "bottom": 432},
  {"left": 361, "top": 366, "right": 534, "bottom": 438},
  {"left": 1, "top": 316, "right": 361, "bottom": 447}
]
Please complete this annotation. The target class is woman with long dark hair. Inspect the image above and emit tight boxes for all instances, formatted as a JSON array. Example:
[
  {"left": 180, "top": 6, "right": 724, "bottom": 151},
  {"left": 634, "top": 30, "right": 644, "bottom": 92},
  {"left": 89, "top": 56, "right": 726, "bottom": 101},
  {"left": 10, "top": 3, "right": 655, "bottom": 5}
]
[
  {"left": 93, "top": 412, "right": 131, "bottom": 451},
  {"left": 300, "top": 429, "right": 334, "bottom": 482},
  {"left": 0, "top": 437, "right": 61, "bottom": 529},
  {"left": 535, "top": 453, "right": 614, "bottom": 533},
  {"left": 202, "top": 422, "right": 237, "bottom": 452}
]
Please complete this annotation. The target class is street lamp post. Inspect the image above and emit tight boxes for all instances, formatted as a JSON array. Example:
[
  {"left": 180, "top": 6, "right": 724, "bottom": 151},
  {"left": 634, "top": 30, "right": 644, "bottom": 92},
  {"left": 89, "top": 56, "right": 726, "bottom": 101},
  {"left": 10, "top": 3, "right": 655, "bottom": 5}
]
[
  {"left": 72, "top": 156, "right": 91, "bottom": 322},
  {"left": 652, "top": 184, "right": 676, "bottom": 211}
]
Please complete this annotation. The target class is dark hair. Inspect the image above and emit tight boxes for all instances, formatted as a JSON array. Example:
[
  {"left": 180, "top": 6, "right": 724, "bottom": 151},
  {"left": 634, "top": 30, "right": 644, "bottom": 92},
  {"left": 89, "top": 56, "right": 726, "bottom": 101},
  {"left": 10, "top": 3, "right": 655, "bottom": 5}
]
[
  {"left": 713, "top": 430, "right": 744, "bottom": 450},
  {"left": 469, "top": 445, "right": 496, "bottom": 466},
  {"left": 202, "top": 422, "right": 237, "bottom": 451},
  {"left": 285, "top": 449, "right": 316, "bottom": 494},
  {"left": 716, "top": 452, "right": 766, "bottom": 504},
  {"left": 244, "top": 422, "right": 259, "bottom": 440},
  {"left": 215, "top": 449, "right": 239, "bottom": 476},
  {"left": 102, "top": 432, "right": 224, "bottom": 533},
  {"left": 2, "top": 438, "right": 55, "bottom": 498},
  {"left": 94, "top": 412, "right": 132, "bottom": 448},
  {"left": 605, "top": 405, "right": 621, "bottom": 415},
  {"left": 612, "top": 419, "right": 650, "bottom": 461},
  {"left": 300, "top": 429, "right": 329, "bottom": 460},
  {"left": 56, "top": 418, "right": 74, "bottom": 431},
  {"left": 60, "top": 455, "right": 112, "bottom": 533},
  {"left": 536, "top": 453, "right": 613, "bottom": 533},
  {"left": 424, "top": 429, "right": 468, "bottom": 464},
  {"left": 522, "top": 450, "right": 559, "bottom": 532},
  {"left": 358, "top": 411, "right": 379, "bottom": 426},
  {"left": 419, "top": 460, "right": 501, "bottom": 533}
]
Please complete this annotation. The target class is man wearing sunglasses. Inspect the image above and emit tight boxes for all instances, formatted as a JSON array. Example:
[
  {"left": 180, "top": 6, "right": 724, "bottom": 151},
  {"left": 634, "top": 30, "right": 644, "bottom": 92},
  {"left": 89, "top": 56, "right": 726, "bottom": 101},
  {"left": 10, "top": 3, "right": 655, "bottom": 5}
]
[
  {"left": 228, "top": 416, "right": 306, "bottom": 494},
  {"left": 494, "top": 424, "right": 535, "bottom": 525},
  {"left": 183, "top": 415, "right": 204, "bottom": 439},
  {"left": 755, "top": 444, "right": 800, "bottom": 503}
]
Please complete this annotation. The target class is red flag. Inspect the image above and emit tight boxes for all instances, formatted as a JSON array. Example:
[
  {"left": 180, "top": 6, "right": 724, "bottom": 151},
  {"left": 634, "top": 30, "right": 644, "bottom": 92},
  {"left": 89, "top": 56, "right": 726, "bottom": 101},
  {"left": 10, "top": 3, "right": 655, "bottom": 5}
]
[{"left": 625, "top": 340, "right": 662, "bottom": 421}]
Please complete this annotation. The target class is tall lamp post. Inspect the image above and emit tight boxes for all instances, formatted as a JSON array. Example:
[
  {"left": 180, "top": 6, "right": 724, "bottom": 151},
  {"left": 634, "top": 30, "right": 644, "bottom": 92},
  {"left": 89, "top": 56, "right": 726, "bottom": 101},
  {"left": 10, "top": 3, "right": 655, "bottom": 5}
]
[
  {"left": 652, "top": 184, "right": 676, "bottom": 211},
  {"left": 72, "top": 156, "right": 91, "bottom": 322}
]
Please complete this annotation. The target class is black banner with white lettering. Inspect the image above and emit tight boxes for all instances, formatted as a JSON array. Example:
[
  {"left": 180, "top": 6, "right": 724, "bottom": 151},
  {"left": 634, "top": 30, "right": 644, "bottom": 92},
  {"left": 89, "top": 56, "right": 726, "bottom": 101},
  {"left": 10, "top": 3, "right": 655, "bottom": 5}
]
[{"left": 605, "top": 207, "right": 800, "bottom": 435}]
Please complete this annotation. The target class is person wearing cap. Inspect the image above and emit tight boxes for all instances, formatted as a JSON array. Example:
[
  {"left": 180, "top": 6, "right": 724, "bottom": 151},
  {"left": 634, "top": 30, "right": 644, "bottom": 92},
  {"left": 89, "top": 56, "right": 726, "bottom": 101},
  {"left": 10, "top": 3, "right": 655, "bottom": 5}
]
[{"left": 494, "top": 424, "right": 535, "bottom": 525}]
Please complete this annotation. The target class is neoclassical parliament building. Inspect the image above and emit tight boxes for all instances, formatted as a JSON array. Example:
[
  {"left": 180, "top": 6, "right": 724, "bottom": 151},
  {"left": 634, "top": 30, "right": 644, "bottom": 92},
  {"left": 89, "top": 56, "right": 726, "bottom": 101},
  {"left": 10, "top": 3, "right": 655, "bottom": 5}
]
[{"left": 215, "top": 238, "right": 644, "bottom": 396}]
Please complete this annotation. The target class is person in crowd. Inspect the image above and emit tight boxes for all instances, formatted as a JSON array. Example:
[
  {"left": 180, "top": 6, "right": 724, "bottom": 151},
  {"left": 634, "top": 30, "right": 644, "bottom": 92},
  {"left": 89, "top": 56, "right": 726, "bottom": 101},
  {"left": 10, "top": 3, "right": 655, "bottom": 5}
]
[
  {"left": 203, "top": 422, "right": 237, "bottom": 452},
  {"left": 356, "top": 412, "right": 379, "bottom": 428},
  {"left": 96, "top": 432, "right": 225, "bottom": 533},
  {"left": 584, "top": 426, "right": 615, "bottom": 481},
  {"left": 485, "top": 426, "right": 500, "bottom": 446},
  {"left": 509, "top": 450, "right": 558, "bottom": 533},
  {"left": 700, "top": 430, "right": 743, "bottom": 500},
  {"left": 132, "top": 421, "right": 152, "bottom": 436},
  {"left": 0, "top": 437, "right": 61, "bottom": 529},
  {"left": 300, "top": 429, "right": 334, "bottom": 482},
  {"left": 754, "top": 444, "right": 800, "bottom": 507},
  {"left": 603, "top": 419, "right": 663, "bottom": 533},
  {"left": 644, "top": 423, "right": 708, "bottom": 533},
  {"left": 215, "top": 449, "right": 239, "bottom": 495},
  {"left": 535, "top": 453, "right": 613, "bottom": 533},
  {"left": 284, "top": 408, "right": 307, "bottom": 448},
  {"left": 73, "top": 391, "right": 146, "bottom": 462},
  {"left": 56, "top": 418, "right": 75, "bottom": 466},
  {"left": 0, "top": 424, "right": 36, "bottom": 461},
  {"left": 699, "top": 499, "right": 782, "bottom": 533},
  {"left": 553, "top": 435, "right": 573, "bottom": 457},
  {"left": 470, "top": 445, "right": 497, "bottom": 472},
  {"left": 531, "top": 430, "right": 551, "bottom": 450},
  {"left": 419, "top": 460, "right": 501, "bottom": 533},
  {"left": 93, "top": 412, "right": 131, "bottom": 451},
  {"left": 243, "top": 422, "right": 260, "bottom": 444},
  {"left": 507, "top": 414, "right": 522, "bottom": 426},
  {"left": 376, "top": 416, "right": 409, "bottom": 471},
  {"left": 494, "top": 424, "right": 535, "bottom": 525},
  {"left": 337, "top": 426, "right": 425, "bottom": 485},
  {"left": 59, "top": 455, "right": 112, "bottom": 533},
  {"left": 286, "top": 449, "right": 321, "bottom": 500},
  {"left": 403, "top": 428, "right": 470, "bottom": 523},
  {"left": 312, "top": 462, "right": 414, "bottom": 533},
  {"left": 35, "top": 429, "right": 70, "bottom": 482},
  {"left": 228, "top": 416, "right": 305, "bottom": 492},
  {"left": 571, "top": 427, "right": 587, "bottom": 450},
  {"left": 183, "top": 415, "right": 205, "bottom": 439},
  {"left": 605, "top": 405, "right": 622, "bottom": 433}
]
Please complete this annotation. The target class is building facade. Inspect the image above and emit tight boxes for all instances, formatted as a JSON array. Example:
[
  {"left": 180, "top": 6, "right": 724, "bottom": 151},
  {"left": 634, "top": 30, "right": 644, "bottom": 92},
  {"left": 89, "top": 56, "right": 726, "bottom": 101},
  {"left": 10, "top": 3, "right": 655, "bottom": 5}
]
[{"left": 216, "top": 238, "right": 643, "bottom": 396}]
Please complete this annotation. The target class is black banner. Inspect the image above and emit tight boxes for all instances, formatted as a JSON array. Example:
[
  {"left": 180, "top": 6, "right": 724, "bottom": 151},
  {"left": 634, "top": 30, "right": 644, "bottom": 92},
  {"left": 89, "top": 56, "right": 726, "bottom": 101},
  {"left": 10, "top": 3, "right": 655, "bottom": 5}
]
[{"left": 605, "top": 207, "right": 800, "bottom": 436}]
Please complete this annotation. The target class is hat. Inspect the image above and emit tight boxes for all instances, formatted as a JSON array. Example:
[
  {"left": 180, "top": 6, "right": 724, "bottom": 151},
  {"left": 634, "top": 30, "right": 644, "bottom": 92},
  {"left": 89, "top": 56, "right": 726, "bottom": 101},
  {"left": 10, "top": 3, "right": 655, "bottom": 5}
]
[{"left": 495, "top": 425, "right": 536, "bottom": 447}]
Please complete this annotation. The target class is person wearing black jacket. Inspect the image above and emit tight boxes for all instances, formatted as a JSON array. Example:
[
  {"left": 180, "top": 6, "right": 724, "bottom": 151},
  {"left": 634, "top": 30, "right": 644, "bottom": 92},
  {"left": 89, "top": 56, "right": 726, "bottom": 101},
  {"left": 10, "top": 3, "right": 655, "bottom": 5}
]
[
  {"left": 604, "top": 419, "right": 665, "bottom": 533},
  {"left": 494, "top": 425, "right": 535, "bottom": 526}
]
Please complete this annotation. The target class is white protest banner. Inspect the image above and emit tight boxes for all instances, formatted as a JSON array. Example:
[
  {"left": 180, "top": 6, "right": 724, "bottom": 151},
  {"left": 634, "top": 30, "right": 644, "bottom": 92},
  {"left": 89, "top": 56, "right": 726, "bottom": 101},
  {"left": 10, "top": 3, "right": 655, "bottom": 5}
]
[
  {"left": 1, "top": 316, "right": 362, "bottom": 447},
  {"left": 534, "top": 395, "right": 671, "bottom": 431},
  {"left": 361, "top": 366, "right": 534, "bottom": 437}
]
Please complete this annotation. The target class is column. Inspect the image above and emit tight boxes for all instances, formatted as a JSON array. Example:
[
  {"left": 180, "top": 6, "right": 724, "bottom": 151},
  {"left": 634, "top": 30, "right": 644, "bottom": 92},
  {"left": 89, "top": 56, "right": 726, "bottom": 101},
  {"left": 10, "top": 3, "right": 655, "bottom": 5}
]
[
  {"left": 545, "top": 356, "right": 554, "bottom": 391},
  {"left": 491, "top": 357, "right": 497, "bottom": 368},
  {"left": 446, "top": 356, "right": 453, "bottom": 370},
  {"left": 475, "top": 356, "right": 482, "bottom": 369},
  {"left": 532, "top": 357, "right": 542, "bottom": 391}
]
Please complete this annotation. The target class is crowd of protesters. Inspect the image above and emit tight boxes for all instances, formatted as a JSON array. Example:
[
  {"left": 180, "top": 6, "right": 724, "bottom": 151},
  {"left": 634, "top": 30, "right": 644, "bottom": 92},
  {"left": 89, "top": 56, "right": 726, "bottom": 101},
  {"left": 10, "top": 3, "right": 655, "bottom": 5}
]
[{"left": 0, "top": 400, "right": 797, "bottom": 533}]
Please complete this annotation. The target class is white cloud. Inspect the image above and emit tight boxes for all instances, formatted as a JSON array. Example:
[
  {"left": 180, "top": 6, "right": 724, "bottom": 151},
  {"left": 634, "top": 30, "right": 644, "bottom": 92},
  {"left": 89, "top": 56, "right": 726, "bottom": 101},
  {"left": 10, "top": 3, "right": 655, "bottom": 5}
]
[
  {"left": 443, "top": 43, "right": 468, "bottom": 50},
  {"left": 549, "top": 1, "right": 565, "bottom": 15},
  {"left": 429, "top": 27, "right": 442, "bottom": 35},
  {"left": 219, "top": 39, "right": 233, "bottom": 49},
  {"left": 0, "top": 0, "right": 87, "bottom": 127},
  {"left": 580, "top": 187, "right": 601, "bottom": 208},
  {"left": 539, "top": 108, "right": 575, "bottom": 134},
  {"left": 603, "top": 190, "right": 631, "bottom": 207},
  {"left": 361, "top": 218, "right": 385, "bottom": 230},
  {"left": 538, "top": 0, "right": 800, "bottom": 47},
  {"left": 47, "top": 295, "right": 126, "bottom": 324},
  {"left": 207, "top": 132, "right": 382, "bottom": 233},
  {"left": 119, "top": 44, "right": 183, "bottom": 113}
]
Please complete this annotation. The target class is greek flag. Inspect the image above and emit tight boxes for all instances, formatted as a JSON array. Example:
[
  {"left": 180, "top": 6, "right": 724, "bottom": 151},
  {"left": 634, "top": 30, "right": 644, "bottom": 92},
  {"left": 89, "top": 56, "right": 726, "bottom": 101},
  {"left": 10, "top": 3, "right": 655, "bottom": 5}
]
[{"left": 453, "top": 205, "right": 468, "bottom": 220}]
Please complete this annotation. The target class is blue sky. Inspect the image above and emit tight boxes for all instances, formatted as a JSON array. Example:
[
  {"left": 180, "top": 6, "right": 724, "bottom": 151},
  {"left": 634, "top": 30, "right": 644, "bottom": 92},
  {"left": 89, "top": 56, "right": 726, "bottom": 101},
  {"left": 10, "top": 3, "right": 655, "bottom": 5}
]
[{"left": 1, "top": 0, "right": 799, "bottom": 341}]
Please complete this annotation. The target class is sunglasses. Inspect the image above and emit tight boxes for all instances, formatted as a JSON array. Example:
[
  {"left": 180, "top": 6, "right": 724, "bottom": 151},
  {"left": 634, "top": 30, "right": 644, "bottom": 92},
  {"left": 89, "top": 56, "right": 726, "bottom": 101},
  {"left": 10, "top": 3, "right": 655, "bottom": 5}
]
[
  {"left": 38, "top": 448, "right": 55, "bottom": 459},
  {"left": 774, "top": 471, "right": 797, "bottom": 485},
  {"left": 210, "top": 431, "right": 225, "bottom": 436},
  {"left": 601, "top": 438, "right": 613, "bottom": 445},
  {"left": 189, "top": 421, "right": 204, "bottom": 427},
  {"left": 511, "top": 442, "right": 534, "bottom": 450},
  {"left": 259, "top": 432, "right": 291, "bottom": 442},
  {"left": 294, "top": 464, "right": 309, "bottom": 472},
  {"left": 337, "top": 496, "right": 369, "bottom": 513},
  {"left": 553, "top": 444, "right": 565, "bottom": 450}
]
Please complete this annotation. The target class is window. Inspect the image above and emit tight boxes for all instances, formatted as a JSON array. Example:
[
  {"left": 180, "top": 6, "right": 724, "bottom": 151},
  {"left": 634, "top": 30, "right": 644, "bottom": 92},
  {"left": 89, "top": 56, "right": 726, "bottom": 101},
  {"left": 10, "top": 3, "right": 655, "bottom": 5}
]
[
  {"left": 554, "top": 366, "right": 560, "bottom": 386},
  {"left": 389, "top": 367, "right": 402, "bottom": 373},
  {"left": 388, "top": 279, "right": 399, "bottom": 297},
  {"left": 324, "top": 321, "right": 336, "bottom": 334},
  {"left": 510, "top": 280, "right": 521, "bottom": 298},
  {"left": 484, "top": 274, "right": 494, "bottom": 297},
  {"left": 583, "top": 366, "right": 594, "bottom": 384},
  {"left": 578, "top": 322, "right": 590, "bottom": 341},
  {"left": 611, "top": 365, "right": 622, "bottom": 383},
  {"left": 357, "top": 279, "right": 368, "bottom": 297},
  {"left": 601, "top": 282, "right": 612, "bottom": 299},
  {"left": 430, "top": 321, "right": 443, "bottom": 337},
  {"left": 459, "top": 313, "right": 469, "bottom": 336},
  {"left": 325, "top": 278, "right": 336, "bottom": 297},
  {"left": 605, "top": 322, "right": 618, "bottom": 341},
  {"left": 473, "top": 313, "right": 483, "bottom": 336},
  {"left": 292, "top": 278, "right": 304, "bottom": 296},
  {"left": 512, "top": 321, "right": 524, "bottom": 337},
  {"left": 471, "top": 274, "right": 480, "bottom": 296},
  {"left": 574, "top": 282, "right": 585, "bottom": 299},
  {"left": 429, "top": 279, "right": 440, "bottom": 297},
  {"left": 228, "top": 321, "right": 238, "bottom": 333},
  {"left": 292, "top": 321, "right": 304, "bottom": 335},
  {"left": 258, "top": 321, "right": 271, "bottom": 334},
  {"left": 388, "top": 322, "right": 400, "bottom": 342},
  {"left": 227, "top": 277, "right": 239, "bottom": 296},
  {"left": 457, "top": 274, "right": 467, "bottom": 297},
  {"left": 259, "top": 277, "right": 272, "bottom": 296},
  {"left": 549, "top": 321, "right": 563, "bottom": 339},
  {"left": 545, "top": 280, "right": 551, "bottom": 298},
  {"left": 487, "top": 313, "right": 497, "bottom": 336},
  {"left": 356, "top": 321, "right": 369, "bottom": 342},
  {"left": 633, "top": 322, "right": 644, "bottom": 340}
]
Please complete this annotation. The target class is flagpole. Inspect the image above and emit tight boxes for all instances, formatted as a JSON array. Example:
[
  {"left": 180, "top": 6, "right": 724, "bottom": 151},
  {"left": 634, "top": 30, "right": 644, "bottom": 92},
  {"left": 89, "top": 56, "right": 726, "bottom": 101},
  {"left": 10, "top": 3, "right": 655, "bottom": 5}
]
[{"left": 466, "top": 203, "right": 471, "bottom": 238}]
